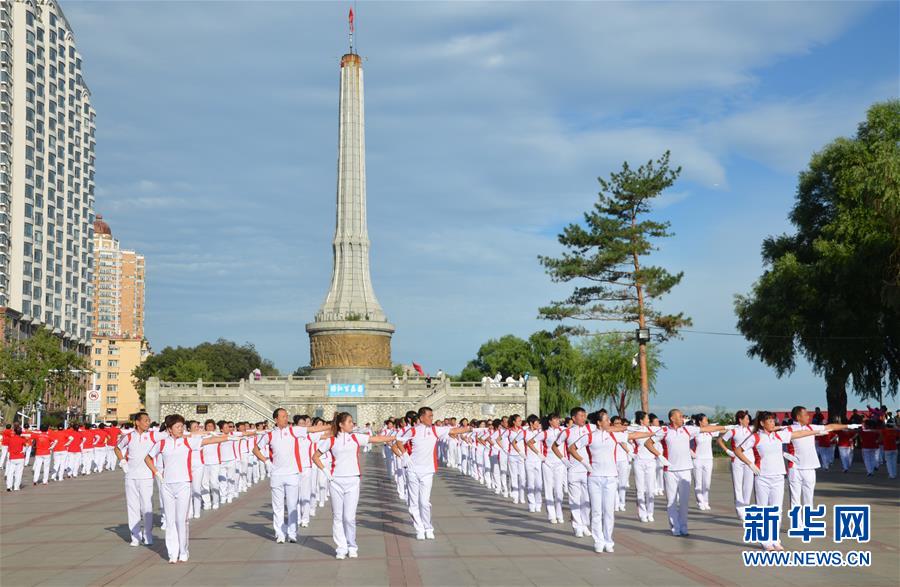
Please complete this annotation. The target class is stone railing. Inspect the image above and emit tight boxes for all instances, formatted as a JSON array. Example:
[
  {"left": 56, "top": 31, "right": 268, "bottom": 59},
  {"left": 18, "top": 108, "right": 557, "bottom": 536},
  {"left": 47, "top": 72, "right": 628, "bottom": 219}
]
[{"left": 146, "top": 375, "right": 539, "bottom": 423}]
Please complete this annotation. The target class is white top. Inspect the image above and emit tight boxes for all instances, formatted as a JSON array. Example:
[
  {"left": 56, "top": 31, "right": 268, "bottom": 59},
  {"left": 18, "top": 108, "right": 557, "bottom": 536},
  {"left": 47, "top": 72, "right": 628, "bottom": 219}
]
[
  {"left": 317, "top": 432, "right": 369, "bottom": 477},
  {"left": 394, "top": 424, "right": 453, "bottom": 475},
  {"left": 497, "top": 428, "right": 511, "bottom": 454},
  {"left": 524, "top": 429, "right": 543, "bottom": 464},
  {"left": 200, "top": 433, "right": 226, "bottom": 465},
  {"left": 653, "top": 425, "right": 700, "bottom": 471},
  {"left": 537, "top": 427, "right": 564, "bottom": 465},
  {"left": 118, "top": 430, "right": 165, "bottom": 480},
  {"left": 258, "top": 425, "right": 312, "bottom": 476},
  {"left": 787, "top": 423, "right": 825, "bottom": 469},
  {"left": 217, "top": 433, "right": 242, "bottom": 463},
  {"left": 692, "top": 431, "right": 720, "bottom": 460},
  {"left": 298, "top": 431, "right": 324, "bottom": 470},
  {"left": 574, "top": 428, "right": 621, "bottom": 477},
  {"left": 740, "top": 429, "right": 795, "bottom": 476},
  {"left": 555, "top": 424, "right": 592, "bottom": 469},
  {"left": 632, "top": 425, "right": 661, "bottom": 461},
  {"left": 507, "top": 428, "right": 525, "bottom": 460},
  {"left": 721, "top": 426, "right": 754, "bottom": 463},
  {"left": 147, "top": 436, "right": 202, "bottom": 483}
]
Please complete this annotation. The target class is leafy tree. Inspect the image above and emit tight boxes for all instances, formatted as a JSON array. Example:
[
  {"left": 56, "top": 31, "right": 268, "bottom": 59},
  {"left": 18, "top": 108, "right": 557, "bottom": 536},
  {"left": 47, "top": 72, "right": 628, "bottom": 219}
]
[
  {"left": 735, "top": 101, "right": 900, "bottom": 418},
  {"left": 0, "top": 326, "right": 89, "bottom": 422},
  {"left": 528, "top": 329, "right": 580, "bottom": 416},
  {"left": 133, "top": 338, "right": 279, "bottom": 402},
  {"left": 576, "top": 333, "right": 662, "bottom": 416},
  {"left": 461, "top": 335, "right": 534, "bottom": 381},
  {"left": 539, "top": 151, "right": 691, "bottom": 411},
  {"left": 293, "top": 365, "right": 313, "bottom": 377}
]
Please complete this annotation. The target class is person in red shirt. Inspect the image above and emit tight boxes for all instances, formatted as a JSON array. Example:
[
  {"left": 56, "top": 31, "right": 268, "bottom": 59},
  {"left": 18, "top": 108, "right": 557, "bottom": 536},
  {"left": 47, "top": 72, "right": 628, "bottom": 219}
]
[
  {"left": 105, "top": 423, "right": 122, "bottom": 471},
  {"left": 835, "top": 428, "right": 857, "bottom": 472},
  {"left": 66, "top": 424, "right": 83, "bottom": 478},
  {"left": 51, "top": 425, "right": 71, "bottom": 481},
  {"left": 815, "top": 429, "right": 837, "bottom": 470},
  {"left": 1, "top": 424, "right": 12, "bottom": 470},
  {"left": 5, "top": 425, "right": 27, "bottom": 491},
  {"left": 881, "top": 426, "right": 898, "bottom": 479},
  {"left": 21, "top": 424, "right": 34, "bottom": 467},
  {"left": 80, "top": 425, "right": 96, "bottom": 475},
  {"left": 859, "top": 420, "right": 882, "bottom": 476},
  {"left": 32, "top": 424, "right": 54, "bottom": 485}
]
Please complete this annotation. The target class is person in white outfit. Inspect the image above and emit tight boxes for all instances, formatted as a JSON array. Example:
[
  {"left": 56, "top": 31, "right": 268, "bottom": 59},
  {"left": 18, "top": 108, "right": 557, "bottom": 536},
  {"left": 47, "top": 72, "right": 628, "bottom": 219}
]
[
  {"left": 690, "top": 414, "right": 719, "bottom": 511},
  {"left": 784, "top": 405, "right": 853, "bottom": 509},
  {"left": 644, "top": 409, "right": 730, "bottom": 537},
  {"left": 186, "top": 421, "right": 206, "bottom": 519},
  {"left": 114, "top": 412, "right": 163, "bottom": 546},
  {"left": 733, "top": 410, "right": 839, "bottom": 551},
  {"left": 609, "top": 416, "right": 632, "bottom": 512},
  {"left": 630, "top": 411, "right": 662, "bottom": 523},
  {"left": 393, "top": 407, "right": 470, "bottom": 540},
  {"left": 568, "top": 411, "right": 656, "bottom": 553},
  {"left": 553, "top": 407, "right": 593, "bottom": 538},
  {"left": 313, "top": 412, "right": 394, "bottom": 559},
  {"left": 522, "top": 415, "right": 544, "bottom": 513},
  {"left": 145, "top": 414, "right": 231, "bottom": 563},
  {"left": 535, "top": 414, "right": 567, "bottom": 524},
  {"left": 253, "top": 409, "right": 331, "bottom": 544},
  {"left": 199, "top": 419, "right": 223, "bottom": 511},
  {"left": 717, "top": 411, "right": 755, "bottom": 520},
  {"left": 292, "top": 414, "right": 324, "bottom": 528},
  {"left": 506, "top": 415, "right": 527, "bottom": 505}
]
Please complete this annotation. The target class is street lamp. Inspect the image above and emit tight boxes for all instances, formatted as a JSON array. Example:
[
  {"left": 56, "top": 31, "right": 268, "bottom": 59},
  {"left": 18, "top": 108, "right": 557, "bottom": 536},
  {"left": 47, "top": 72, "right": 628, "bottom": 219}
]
[{"left": 635, "top": 328, "right": 651, "bottom": 344}]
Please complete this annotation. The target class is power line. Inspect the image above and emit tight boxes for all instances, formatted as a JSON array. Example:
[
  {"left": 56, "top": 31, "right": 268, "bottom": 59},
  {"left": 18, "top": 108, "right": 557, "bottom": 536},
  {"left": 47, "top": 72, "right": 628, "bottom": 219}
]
[{"left": 582, "top": 329, "right": 885, "bottom": 341}]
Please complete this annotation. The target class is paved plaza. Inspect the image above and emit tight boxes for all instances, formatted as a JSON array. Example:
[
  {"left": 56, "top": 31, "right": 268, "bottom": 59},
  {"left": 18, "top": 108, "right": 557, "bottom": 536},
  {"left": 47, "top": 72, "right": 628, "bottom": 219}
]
[{"left": 1, "top": 454, "right": 897, "bottom": 587}]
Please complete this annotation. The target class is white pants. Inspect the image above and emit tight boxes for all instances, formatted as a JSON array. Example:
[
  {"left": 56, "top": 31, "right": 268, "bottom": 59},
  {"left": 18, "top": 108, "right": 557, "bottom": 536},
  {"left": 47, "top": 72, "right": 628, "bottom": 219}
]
[
  {"left": 588, "top": 474, "right": 617, "bottom": 549},
  {"left": 5, "top": 459, "right": 23, "bottom": 490},
  {"left": 693, "top": 459, "right": 713, "bottom": 507},
  {"left": 498, "top": 452, "right": 509, "bottom": 496},
  {"left": 107, "top": 446, "right": 117, "bottom": 470},
  {"left": 616, "top": 460, "right": 630, "bottom": 509},
  {"left": 788, "top": 468, "right": 816, "bottom": 508},
  {"left": 24, "top": 445, "right": 31, "bottom": 467},
  {"left": 162, "top": 482, "right": 191, "bottom": 560},
  {"left": 67, "top": 452, "right": 81, "bottom": 477},
  {"left": 838, "top": 446, "right": 854, "bottom": 471},
  {"left": 220, "top": 461, "right": 237, "bottom": 501},
  {"left": 567, "top": 470, "right": 590, "bottom": 533},
  {"left": 125, "top": 477, "right": 154, "bottom": 543},
  {"left": 317, "top": 466, "right": 329, "bottom": 505},
  {"left": 0, "top": 445, "right": 7, "bottom": 468},
  {"left": 156, "top": 475, "right": 167, "bottom": 524},
  {"left": 32, "top": 455, "right": 50, "bottom": 484},
  {"left": 395, "top": 464, "right": 408, "bottom": 500},
  {"left": 190, "top": 465, "right": 204, "bottom": 516},
  {"left": 81, "top": 449, "right": 93, "bottom": 474},
  {"left": 656, "top": 463, "right": 664, "bottom": 493},
  {"left": 817, "top": 446, "right": 835, "bottom": 469},
  {"left": 298, "top": 469, "right": 314, "bottom": 524},
  {"left": 330, "top": 475, "right": 361, "bottom": 554},
  {"left": 754, "top": 475, "right": 784, "bottom": 547},
  {"left": 270, "top": 473, "right": 300, "bottom": 541},
  {"left": 664, "top": 470, "right": 692, "bottom": 535},
  {"left": 94, "top": 448, "right": 105, "bottom": 472},
  {"left": 202, "top": 463, "right": 221, "bottom": 508},
  {"left": 525, "top": 459, "right": 543, "bottom": 511},
  {"left": 731, "top": 460, "right": 755, "bottom": 519},
  {"left": 634, "top": 459, "right": 657, "bottom": 519},
  {"left": 885, "top": 450, "right": 897, "bottom": 478},
  {"left": 406, "top": 470, "right": 435, "bottom": 535},
  {"left": 508, "top": 457, "right": 526, "bottom": 503},
  {"left": 862, "top": 448, "right": 878, "bottom": 474},
  {"left": 491, "top": 455, "right": 507, "bottom": 495},
  {"left": 542, "top": 462, "right": 565, "bottom": 522},
  {"left": 52, "top": 452, "right": 68, "bottom": 481}
]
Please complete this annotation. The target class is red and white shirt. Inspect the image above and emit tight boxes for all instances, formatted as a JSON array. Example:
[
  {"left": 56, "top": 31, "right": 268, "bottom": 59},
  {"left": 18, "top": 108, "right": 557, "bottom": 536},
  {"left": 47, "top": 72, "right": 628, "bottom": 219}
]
[
  {"left": 573, "top": 427, "right": 623, "bottom": 477},
  {"left": 118, "top": 430, "right": 165, "bottom": 480},
  {"left": 317, "top": 432, "right": 369, "bottom": 477},
  {"left": 537, "top": 427, "right": 564, "bottom": 465},
  {"left": 507, "top": 427, "right": 525, "bottom": 460},
  {"left": 740, "top": 429, "right": 794, "bottom": 476},
  {"left": 721, "top": 426, "right": 753, "bottom": 463},
  {"left": 258, "top": 426, "right": 313, "bottom": 476},
  {"left": 653, "top": 425, "right": 700, "bottom": 472},
  {"left": 555, "top": 424, "right": 592, "bottom": 470},
  {"left": 632, "top": 425, "right": 661, "bottom": 461},
  {"left": 786, "top": 423, "right": 825, "bottom": 469},
  {"left": 394, "top": 424, "right": 453, "bottom": 475},
  {"left": 692, "top": 430, "right": 720, "bottom": 461},
  {"left": 147, "top": 436, "right": 202, "bottom": 483}
]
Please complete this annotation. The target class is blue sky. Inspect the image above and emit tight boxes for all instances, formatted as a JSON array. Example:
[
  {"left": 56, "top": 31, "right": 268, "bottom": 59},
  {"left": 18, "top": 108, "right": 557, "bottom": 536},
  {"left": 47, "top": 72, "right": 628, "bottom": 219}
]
[{"left": 62, "top": 1, "right": 898, "bottom": 413}]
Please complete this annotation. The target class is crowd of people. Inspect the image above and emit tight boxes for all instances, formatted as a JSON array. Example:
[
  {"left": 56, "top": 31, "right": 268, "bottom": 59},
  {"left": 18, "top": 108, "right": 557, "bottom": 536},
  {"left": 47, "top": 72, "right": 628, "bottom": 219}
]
[{"left": 1, "top": 403, "right": 896, "bottom": 564}]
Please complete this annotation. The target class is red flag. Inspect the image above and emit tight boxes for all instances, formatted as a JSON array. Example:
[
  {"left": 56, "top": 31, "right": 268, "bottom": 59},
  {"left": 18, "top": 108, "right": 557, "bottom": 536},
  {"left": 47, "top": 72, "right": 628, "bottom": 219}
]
[
  {"left": 412, "top": 362, "right": 424, "bottom": 376},
  {"left": 349, "top": 8, "right": 354, "bottom": 33}
]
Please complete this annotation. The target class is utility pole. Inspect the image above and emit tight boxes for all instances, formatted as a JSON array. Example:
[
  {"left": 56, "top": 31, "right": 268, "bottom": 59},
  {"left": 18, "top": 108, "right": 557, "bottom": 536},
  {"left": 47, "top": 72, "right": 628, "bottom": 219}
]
[{"left": 632, "top": 211, "right": 651, "bottom": 413}]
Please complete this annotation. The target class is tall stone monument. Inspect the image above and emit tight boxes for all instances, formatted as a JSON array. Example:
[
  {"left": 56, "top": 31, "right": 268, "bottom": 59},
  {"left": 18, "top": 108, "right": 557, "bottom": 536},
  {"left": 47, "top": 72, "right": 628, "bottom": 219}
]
[{"left": 305, "top": 51, "right": 395, "bottom": 382}]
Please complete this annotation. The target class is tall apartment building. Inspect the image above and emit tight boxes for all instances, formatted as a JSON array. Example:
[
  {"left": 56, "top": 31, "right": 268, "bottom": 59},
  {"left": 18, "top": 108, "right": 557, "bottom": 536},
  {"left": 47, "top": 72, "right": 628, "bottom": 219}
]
[
  {"left": 1, "top": 0, "right": 96, "bottom": 358},
  {"left": 92, "top": 215, "right": 144, "bottom": 338},
  {"left": 91, "top": 215, "right": 147, "bottom": 421}
]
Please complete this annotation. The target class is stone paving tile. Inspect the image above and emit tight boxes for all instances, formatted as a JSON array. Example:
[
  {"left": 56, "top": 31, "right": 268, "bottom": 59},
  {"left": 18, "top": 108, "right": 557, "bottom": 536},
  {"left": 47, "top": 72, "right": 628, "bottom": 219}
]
[{"left": 2, "top": 455, "right": 898, "bottom": 586}]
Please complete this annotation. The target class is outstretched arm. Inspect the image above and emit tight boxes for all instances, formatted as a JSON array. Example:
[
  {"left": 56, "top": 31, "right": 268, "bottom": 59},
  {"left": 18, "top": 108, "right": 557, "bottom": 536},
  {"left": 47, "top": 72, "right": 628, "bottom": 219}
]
[
  {"left": 367, "top": 435, "right": 395, "bottom": 444},
  {"left": 200, "top": 435, "right": 230, "bottom": 447}
]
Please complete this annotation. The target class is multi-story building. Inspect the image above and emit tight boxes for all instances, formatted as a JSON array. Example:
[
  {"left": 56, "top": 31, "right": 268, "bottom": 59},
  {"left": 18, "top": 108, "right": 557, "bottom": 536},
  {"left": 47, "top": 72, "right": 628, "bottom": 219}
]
[
  {"left": 1, "top": 0, "right": 96, "bottom": 353},
  {"left": 90, "top": 215, "right": 147, "bottom": 421},
  {"left": 92, "top": 215, "right": 144, "bottom": 338},
  {"left": 1, "top": 0, "right": 96, "bottom": 413},
  {"left": 91, "top": 336, "right": 149, "bottom": 421}
]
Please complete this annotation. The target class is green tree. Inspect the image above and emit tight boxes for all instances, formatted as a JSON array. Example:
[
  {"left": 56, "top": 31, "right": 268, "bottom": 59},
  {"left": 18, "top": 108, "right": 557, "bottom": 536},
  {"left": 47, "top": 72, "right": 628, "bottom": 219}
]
[
  {"left": 461, "top": 335, "right": 534, "bottom": 381},
  {"left": 0, "top": 326, "right": 89, "bottom": 422},
  {"left": 539, "top": 151, "right": 691, "bottom": 411},
  {"left": 293, "top": 365, "right": 313, "bottom": 377},
  {"left": 735, "top": 101, "right": 900, "bottom": 418},
  {"left": 528, "top": 329, "right": 580, "bottom": 416},
  {"left": 576, "top": 333, "right": 662, "bottom": 416}
]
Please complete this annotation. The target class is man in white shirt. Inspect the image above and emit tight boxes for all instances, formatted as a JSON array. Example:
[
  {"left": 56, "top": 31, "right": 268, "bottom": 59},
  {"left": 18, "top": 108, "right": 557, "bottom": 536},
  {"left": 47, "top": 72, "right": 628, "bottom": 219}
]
[
  {"left": 645, "top": 409, "right": 730, "bottom": 536},
  {"left": 553, "top": 407, "right": 592, "bottom": 537},
  {"left": 785, "top": 405, "right": 852, "bottom": 509},
  {"left": 114, "top": 412, "right": 161, "bottom": 546},
  {"left": 393, "top": 407, "right": 469, "bottom": 540}
]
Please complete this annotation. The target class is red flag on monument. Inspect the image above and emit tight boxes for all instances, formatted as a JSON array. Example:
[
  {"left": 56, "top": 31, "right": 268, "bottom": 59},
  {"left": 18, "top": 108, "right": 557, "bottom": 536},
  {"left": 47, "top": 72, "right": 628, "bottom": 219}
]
[
  {"left": 349, "top": 7, "right": 355, "bottom": 33},
  {"left": 412, "top": 362, "right": 425, "bottom": 376}
]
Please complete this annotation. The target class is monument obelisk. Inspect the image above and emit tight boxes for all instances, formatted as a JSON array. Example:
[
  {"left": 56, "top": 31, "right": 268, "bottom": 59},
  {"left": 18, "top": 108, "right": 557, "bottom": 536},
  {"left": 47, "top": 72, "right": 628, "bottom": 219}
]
[{"left": 306, "top": 27, "right": 394, "bottom": 382}]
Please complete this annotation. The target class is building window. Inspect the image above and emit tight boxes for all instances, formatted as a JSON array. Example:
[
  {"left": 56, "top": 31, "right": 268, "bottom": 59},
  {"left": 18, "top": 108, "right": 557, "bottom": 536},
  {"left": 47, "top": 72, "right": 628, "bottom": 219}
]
[
  {"left": 108, "top": 360, "right": 118, "bottom": 367},
  {"left": 95, "top": 347, "right": 102, "bottom": 354},
  {"left": 108, "top": 385, "right": 118, "bottom": 392},
  {"left": 94, "top": 360, "right": 101, "bottom": 367},
  {"left": 108, "top": 397, "right": 117, "bottom": 404},
  {"left": 108, "top": 372, "right": 118, "bottom": 380}
]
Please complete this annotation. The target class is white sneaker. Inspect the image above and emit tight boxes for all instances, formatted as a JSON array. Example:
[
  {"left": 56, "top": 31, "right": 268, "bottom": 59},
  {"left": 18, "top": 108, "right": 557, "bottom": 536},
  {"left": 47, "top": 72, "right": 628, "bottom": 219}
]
[
  {"left": 425, "top": 530, "right": 435, "bottom": 540},
  {"left": 594, "top": 544, "right": 604, "bottom": 553},
  {"left": 348, "top": 550, "right": 358, "bottom": 558},
  {"left": 179, "top": 554, "right": 189, "bottom": 562},
  {"left": 604, "top": 544, "right": 614, "bottom": 553},
  {"left": 213, "top": 503, "right": 220, "bottom": 510},
  {"left": 336, "top": 552, "right": 347, "bottom": 560},
  {"left": 575, "top": 529, "right": 584, "bottom": 538},
  {"left": 129, "top": 539, "right": 140, "bottom": 547},
  {"left": 289, "top": 537, "right": 297, "bottom": 543},
  {"left": 276, "top": 536, "right": 286, "bottom": 544},
  {"left": 416, "top": 533, "right": 426, "bottom": 540},
  {"left": 301, "top": 521, "right": 309, "bottom": 528},
  {"left": 549, "top": 518, "right": 558, "bottom": 524}
]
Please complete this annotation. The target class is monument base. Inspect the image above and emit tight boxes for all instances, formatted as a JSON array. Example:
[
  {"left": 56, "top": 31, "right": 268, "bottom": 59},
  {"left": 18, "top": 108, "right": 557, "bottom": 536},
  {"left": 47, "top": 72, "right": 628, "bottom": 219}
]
[{"left": 305, "top": 320, "right": 395, "bottom": 383}]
